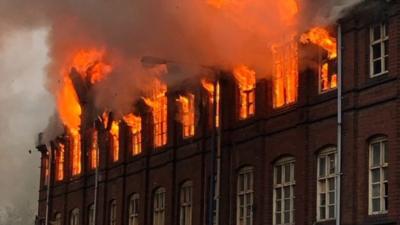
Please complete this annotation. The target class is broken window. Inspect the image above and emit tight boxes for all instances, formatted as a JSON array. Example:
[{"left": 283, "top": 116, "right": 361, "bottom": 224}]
[
  {"left": 55, "top": 143, "right": 65, "bottom": 181},
  {"left": 201, "top": 79, "right": 220, "bottom": 128},
  {"left": 90, "top": 130, "right": 98, "bottom": 169},
  {"left": 124, "top": 114, "right": 142, "bottom": 156},
  {"left": 110, "top": 121, "right": 119, "bottom": 162},
  {"left": 177, "top": 94, "right": 195, "bottom": 138},
  {"left": 233, "top": 65, "right": 256, "bottom": 119},
  {"left": 70, "top": 129, "right": 81, "bottom": 176}
]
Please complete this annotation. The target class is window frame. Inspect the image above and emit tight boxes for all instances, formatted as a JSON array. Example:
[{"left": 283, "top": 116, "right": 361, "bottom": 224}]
[
  {"left": 273, "top": 157, "right": 295, "bottom": 225},
  {"left": 153, "top": 187, "right": 166, "bottom": 225},
  {"left": 70, "top": 208, "right": 80, "bottom": 225},
  {"left": 179, "top": 181, "right": 193, "bottom": 225},
  {"left": 109, "top": 200, "right": 117, "bottom": 225},
  {"left": 368, "top": 137, "right": 388, "bottom": 215},
  {"left": 128, "top": 193, "right": 140, "bottom": 225},
  {"left": 316, "top": 148, "right": 337, "bottom": 222},
  {"left": 54, "top": 212, "right": 62, "bottom": 225},
  {"left": 370, "top": 22, "right": 389, "bottom": 78},
  {"left": 236, "top": 166, "right": 254, "bottom": 225},
  {"left": 88, "top": 204, "right": 95, "bottom": 225}
]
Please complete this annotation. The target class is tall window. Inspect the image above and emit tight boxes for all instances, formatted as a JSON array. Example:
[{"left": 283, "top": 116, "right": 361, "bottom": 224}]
[
  {"left": 56, "top": 143, "right": 65, "bottom": 181},
  {"left": 233, "top": 65, "right": 256, "bottom": 120},
  {"left": 154, "top": 95, "right": 168, "bottom": 147},
  {"left": 369, "top": 137, "right": 388, "bottom": 214},
  {"left": 177, "top": 94, "right": 195, "bottom": 138},
  {"left": 180, "top": 181, "right": 193, "bottom": 225},
  {"left": 88, "top": 204, "right": 95, "bottom": 225},
  {"left": 43, "top": 153, "right": 49, "bottom": 186},
  {"left": 123, "top": 114, "right": 142, "bottom": 156},
  {"left": 153, "top": 187, "right": 166, "bottom": 225},
  {"left": 370, "top": 23, "right": 389, "bottom": 77},
  {"left": 70, "top": 129, "right": 82, "bottom": 176},
  {"left": 237, "top": 167, "right": 254, "bottom": 225},
  {"left": 109, "top": 200, "right": 117, "bottom": 225},
  {"left": 273, "top": 158, "right": 295, "bottom": 225},
  {"left": 90, "top": 131, "right": 98, "bottom": 170},
  {"left": 317, "top": 148, "right": 337, "bottom": 221},
  {"left": 129, "top": 194, "right": 140, "bottom": 225},
  {"left": 110, "top": 121, "right": 119, "bottom": 162},
  {"left": 70, "top": 208, "right": 80, "bottom": 225},
  {"left": 54, "top": 213, "right": 62, "bottom": 225}
]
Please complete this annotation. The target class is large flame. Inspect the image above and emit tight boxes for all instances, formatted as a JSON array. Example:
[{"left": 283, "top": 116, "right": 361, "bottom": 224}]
[
  {"left": 201, "top": 79, "right": 220, "bottom": 127},
  {"left": 143, "top": 79, "right": 168, "bottom": 147},
  {"left": 110, "top": 121, "right": 120, "bottom": 162},
  {"left": 233, "top": 65, "right": 256, "bottom": 119},
  {"left": 123, "top": 114, "right": 142, "bottom": 155},
  {"left": 300, "top": 27, "right": 337, "bottom": 59},
  {"left": 177, "top": 94, "right": 195, "bottom": 137}
]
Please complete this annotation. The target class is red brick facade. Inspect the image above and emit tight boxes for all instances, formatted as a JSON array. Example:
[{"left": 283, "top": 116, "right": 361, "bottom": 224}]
[{"left": 37, "top": 1, "right": 400, "bottom": 225}]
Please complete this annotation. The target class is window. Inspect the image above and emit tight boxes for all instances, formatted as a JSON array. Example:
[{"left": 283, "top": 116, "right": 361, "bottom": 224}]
[
  {"left": 201, "top": 79, "right": 220, "bottom": 128},
  {"left": 237, "top": 167, "right": 254, "bottom": 225},
  {"left": 153, "top": 187, "right": 166, "bottom": 225},
  {"left": 110, "top": 200, "right": 117, "bottom": 225},
  {"left": 154, "top": 95, "right": 168, "bottom": 147},
  {"left": 129, "top": 194, "right": 140, "bottom": 225},
  {"left": 177, "top": 94, "right": 195, "bottom": 138},
  {"left": 70, "top": 129, "right": 82, "bottom": 176},
  {"left": 70, "top": 208, "right": 80, "bottom": 225},
  {"left": 370, "top": 23, "right": 389, "bottom": 77},
  {"left": 233, "top": 65, "right": 256, "bottom": 120},
  {"left": 272, "top": 41, "right": 299, "bottom": 108},
  {"left": 56, "top": 143, "right": 65, "bottom": 181},
  {"left": 317, "top": 148, "right": 337, "bottom": 221},
  {"left": 110, "top": 121, "right": 119, "bottom": 162},
  {"left": 123, "top": 114, "right": 142, "bottom": 156},
  {"left": 88, "top": 204, "right": 95, "bottom": 225},
  {"left": 90, "top": 131, "right": 98, "bottom": 169},
  {"left": 319, "top": 60, "right": 337, "bottom": 93},
  {"left": 369, "top": 138, "right": 388, "bottom": 214},
  {"left": 54, "top": 213, "right": 62, "bottom": 225},
  {"left": 180, "top": 181, "right": 193, "bottom": 225},
  {"left": 43, "top": 153, "right": 50, "bottom": 186},
  {"left": 273, "top": 158, "right": 295, "bottom": 225}
]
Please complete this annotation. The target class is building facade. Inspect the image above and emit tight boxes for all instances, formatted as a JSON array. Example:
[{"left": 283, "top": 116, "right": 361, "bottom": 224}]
[{"left": 36, "top": 1, "right": 400, "bottom": 225}]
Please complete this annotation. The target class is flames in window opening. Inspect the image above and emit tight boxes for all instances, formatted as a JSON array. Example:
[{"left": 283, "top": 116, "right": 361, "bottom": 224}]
[
  {"left": 272, "top": 41, "right": 299, "bottom": 108},
  {"left": 70, "top": 128, "right": 82, "bottom": 176},
  {"left": 123, "top": 114, "right": 142, "bottom": 155},
  {"left": 90, "top": 130, "right": 98, "bottom": 169},
  {"left": 177, "top": 94, "right": 195, "bottom": 138},
  {"left": 143, "top": 79, "right": 168, "bottom": 148},
  {"left": 201, "top": 79, "right": 220, "bottom": 128},
  {"left": 110, "top": 121, "right": 120, "bottom": 162},
  {"left": 56, "top": 143, "right": 65, "bottom": 181},
  {"left": 233, "top": 65, "right": 256, "bottom": 119}
]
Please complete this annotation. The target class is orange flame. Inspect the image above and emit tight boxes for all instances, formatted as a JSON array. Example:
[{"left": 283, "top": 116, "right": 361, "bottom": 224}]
[
  {"left": 110, "top": 121, "right": 119, "bottom": 162},
  {"left": 272, "top": 41, "right": 299, "bottom": 108},
  {"left": 177, "top": 94, "right": 195, "bottom": 138},
  {"left": 143, "top": 79, "right": 168, "bottom": 147},
  {"left": 233, "top": 65, "right": 256, "bottom": 119},
  {"left": 300, "top": 27, "right": 337, "bottom": 59},
  {"left": 201, "top": 79, "right": 220, "bottom": 127},
  {"left": 55, "top": 143, "right": 65, "bottom": 181},
  {"left": 123, "top": 114, "right": 142, "bottom": 155},
  {"left": 70, "top": 128, "right": 81, "bottom": 176},
  {"left": 90, "top": 130, "right": 98, "bottom": 169}
]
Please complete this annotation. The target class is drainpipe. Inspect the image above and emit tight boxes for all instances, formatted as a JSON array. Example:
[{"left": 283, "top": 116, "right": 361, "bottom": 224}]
[{"left": 336, "top": 24, "right": 343, "bottom": 225}]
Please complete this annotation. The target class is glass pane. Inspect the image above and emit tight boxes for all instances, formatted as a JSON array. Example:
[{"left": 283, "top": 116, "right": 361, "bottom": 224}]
[
  {"left": 372, "top": 198, "right": 380, "bottom": 212},
  {"left": 284, "top": 199, "right": 290, "bottom": 210},
  {"left": 384, "top": 40, "right": 388, "bottom": 56},
  {"left": 328, "top": 178, "right": 335, "bottom": 191},
  {"left": 320, "top": 207, "right": 326, "bottom": 220},
  {"left": 383, "top": 168, "right": 387, "bottom": 181},
  {"left": 319, "top": 157, "right": 326, "bottom": 177},
  {"left": 284, "top": 187, "right": 290, "bottom": 198},
  {"left": 275, "top": 213, "right": 281, "bottom": 224},
  {"left": 384, "top": 196, "right": 388, "bottom": 211},
  {"left": 329, "top": 191, "right": 335, "bottom": 204},
  {"left": 276, "top": 166, "right": 282, "bottom": 185},
  {"left": 276, "top": 200, "right": 281, "bottom": 212},
  {"left": 319, "top": 180, "right": 326, "bottom": 193},
  {"left": 320, "top": 193, "right": 326, "bottom": 206},
  {"left": 284, "top": 164, "right": 291, "bottom": 182},
  {"left": 374, "top": 60, "right": 382, "bottom": 75},
  {"left": 328, "top": 205, "right": 335, "bottom": 218},
  {"left": 329, "top": 154, "right": 335, "bottom": 174},
  {"left": 372, "top": 169, "right": 380, "bottom": 183},
  {"left": 372, "top": 143, "right": 380, "bottom": 166},
  {"left": 284, "top": 211, "right": 290, "bottom": 223},
  {"left": 276, "top": 189, "right": 282, "bottom": 200},
  {"left": 372, "top": 183, "right": 380, "bottom": 197},
  {"left": 372, "top": 43, "right": 381, "bottom": 59},
  {"left": 384, "top": 183, "right": 388, "bottom": 196},
  {"left": 384, "top": 56, "right": 388, "bottom": 72}
]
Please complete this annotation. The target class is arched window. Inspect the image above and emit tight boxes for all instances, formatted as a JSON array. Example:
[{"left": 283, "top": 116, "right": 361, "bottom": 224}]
[
  {"left": 273, "top": 157, "right": 295, "bottom": 225},
  {"left": 153, "top": 187, "right": 166, "bottom": 225},
  {"left": 88, "top": 204, "right": 95, "bottom": 225},
  {"left": 180, "top": 181, "right": 193, "bottom": 225},
  {"left": 109, "top": 200, "right": 117, "bottom": 225},
  {"left": 369, "top": 137, "right": 388, "bottom": 214},
  {"left": 54, "top": 212, "right": 62, "bottom": 225},
  {"left": 70, "top": 208, "right": 80, "bottom": 225},
  {"left": 317, "top": 147, "right": 337, "bottom": 221},
  {"left": 128, "top": 193, "right": 140, "bottom": 225},
  {"left": 237, "top": 167, "right": 254, "bottom": 225}
]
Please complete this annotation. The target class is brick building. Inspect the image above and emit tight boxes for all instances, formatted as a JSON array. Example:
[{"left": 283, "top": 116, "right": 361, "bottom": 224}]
[{"left": 36, "top": 1, "right": 400, "bottom": 225}]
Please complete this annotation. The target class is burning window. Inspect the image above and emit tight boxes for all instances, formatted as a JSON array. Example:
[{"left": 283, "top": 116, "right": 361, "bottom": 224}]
[
  {"left": 143, "top": 79, "right": 168, "bottom": 148},
  {"left": 90, "top": 130, "right": 98, "bottom": 169},
  {"left": 300, "top": 27, "right": 338, "bottom": 93},
  {"left": 70, "top": 128, "right": 82, "bottom": 176},
  {"left": 201, "top": 79, "right": 220, "bottom": 128},
  {"left": 55, "top": 143, "right": 65, "bottom": 181},
  {"left": 272, "top": 41, "right": 299, "bottom": 108},
  {"left": 110, "top": 121, "right": 120, "bottom": 162},
  {"left": 123, "top": 114, "right": 142, "bottom": 156},
  {"left": 233, "top": 65, "right": 256, "bottom": 119},
  {"left": 43, "top": 153, "right": 50, "bottom": 186},
  {"left": 177, "top": 94, "right": 195, "bottom": 138}
]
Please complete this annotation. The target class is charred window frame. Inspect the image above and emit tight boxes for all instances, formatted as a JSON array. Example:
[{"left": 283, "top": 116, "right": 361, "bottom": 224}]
[
  {"left": 316, "top": 148, "right": 337, "bottom": 221},
  {"left": 179, "top": 181, "right": 193, "bottom": 225},
  {"left": 153, "top": 187, "right": 166, "bottom": 225},
  {"left": 318, "top": 57, "right": 337, "bottom": 94},
  {"left": 273, "top": 158, "right": 295, "bottom": 225},
  {"left": 237, "top": 167, "right": 254, "bottom": 225},
  {"left": 369, "top": 137, "right": 388, "bottom": 215},
  {"left": 128, "top": 193, "right": 140, "bottom": 225},
  {"left": 239, "top": 89, "right": 255, "bottom": 120},
  {"left": 131, "top": 122, "right": 142, "bottom": 156},
  {"left": 370, "top": 22, "right": 389, "bottom": 77}
]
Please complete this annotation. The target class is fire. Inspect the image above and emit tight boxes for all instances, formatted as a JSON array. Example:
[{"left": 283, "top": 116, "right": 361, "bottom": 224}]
[
  {"left": 201, "top": 79, "right": 220, "bottom": 127},
  {"left": 123, "top": 114, "right": 142, "bottom": 155},
  {"left": 233, "top": 65, "right": 256, "bottom": 119},
  {"left": 300, "top": 27, "right": 337, "bottom": 59},
  {"left": 70, "top": 128, "right": 81, "bottom": 176},
  {"left": 90, "top": 130, "right": 98, "bottom": 169},
  {"left": 272, "top": 41, "right": 299, "bottom": 108},
  {"left": 55, "top": 143, "right": 65, "bottom": 181},
  {"left": 100, "top": 111, "right": 110, "bottom": 129},
  {"left": 110, "top": 121, "right": 120, "bottom": 162},
  {"left": 143, "top": 79, "right": 168, "bottom": 147},
  {"left": 177, "top": 94, "right": 195, "bottom": 138}
]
